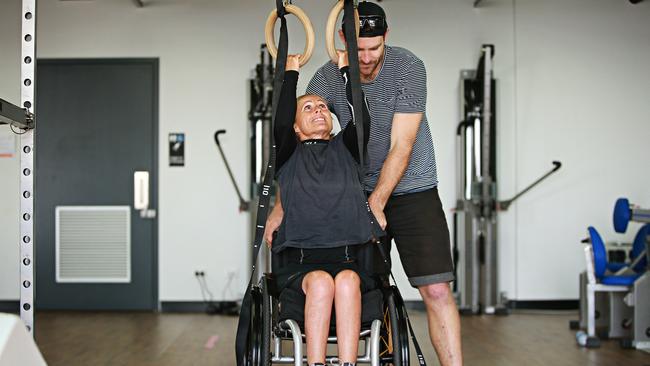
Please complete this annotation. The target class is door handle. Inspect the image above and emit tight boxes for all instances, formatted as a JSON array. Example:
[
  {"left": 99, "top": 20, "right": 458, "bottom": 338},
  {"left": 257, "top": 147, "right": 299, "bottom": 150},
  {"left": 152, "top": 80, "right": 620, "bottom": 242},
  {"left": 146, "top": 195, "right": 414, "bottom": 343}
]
[{"left": 134, "top": 171, "right": 156, "bottom": 219}]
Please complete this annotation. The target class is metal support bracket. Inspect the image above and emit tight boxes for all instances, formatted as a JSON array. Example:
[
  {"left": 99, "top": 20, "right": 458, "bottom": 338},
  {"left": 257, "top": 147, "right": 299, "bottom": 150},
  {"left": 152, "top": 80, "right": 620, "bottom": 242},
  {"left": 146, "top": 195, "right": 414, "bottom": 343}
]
[{"left": 0, "top": 98, "right": 34, "bottom": 130}]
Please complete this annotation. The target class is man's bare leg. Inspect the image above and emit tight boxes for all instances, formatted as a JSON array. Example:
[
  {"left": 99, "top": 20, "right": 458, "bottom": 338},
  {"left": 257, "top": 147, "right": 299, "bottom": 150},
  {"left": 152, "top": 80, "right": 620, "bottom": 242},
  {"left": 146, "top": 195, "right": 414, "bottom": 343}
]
[
  {"left": 303, "top": 271, "right": 335, "bottom": 365},
  {"left": 418, "top": 282, "right": 462, "bottom": 366}
]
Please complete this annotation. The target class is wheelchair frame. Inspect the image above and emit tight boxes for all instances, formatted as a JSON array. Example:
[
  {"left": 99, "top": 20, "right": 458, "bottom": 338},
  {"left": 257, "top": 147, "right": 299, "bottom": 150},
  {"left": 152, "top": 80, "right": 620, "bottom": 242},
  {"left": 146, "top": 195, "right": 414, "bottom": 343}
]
[{"left": 245, "top": 274, "right": 411, "bottom": 365}]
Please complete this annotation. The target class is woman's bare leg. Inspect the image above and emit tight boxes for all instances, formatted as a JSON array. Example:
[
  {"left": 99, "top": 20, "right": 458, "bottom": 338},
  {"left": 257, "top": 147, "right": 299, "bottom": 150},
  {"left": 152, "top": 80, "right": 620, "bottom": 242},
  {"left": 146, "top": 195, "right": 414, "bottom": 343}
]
[
  {"left": 334, "top": 270, "right": 361, "bottom": 364},
  {"left": 302, "top": 270, "right": 335, "bottom": 365}
]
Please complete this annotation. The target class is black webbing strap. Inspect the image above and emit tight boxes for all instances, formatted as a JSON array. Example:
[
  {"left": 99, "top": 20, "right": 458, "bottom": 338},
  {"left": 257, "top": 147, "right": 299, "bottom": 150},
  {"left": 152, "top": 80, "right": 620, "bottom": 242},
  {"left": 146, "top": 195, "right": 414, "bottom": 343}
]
[
  {"left": 343, "top": 1, "right": 426, "bottom": 364},
  {"left": 376, "top": 242, "right": 428, "bottom": 366},
  {"left": 343, "top": 0, "right": 365, "bottom": 170},
  {"left": 235, "top": 1, "right": 288, "bottom": 364},
  {"left": 343, "top": 0, "right": 382, "bottom": 242}
]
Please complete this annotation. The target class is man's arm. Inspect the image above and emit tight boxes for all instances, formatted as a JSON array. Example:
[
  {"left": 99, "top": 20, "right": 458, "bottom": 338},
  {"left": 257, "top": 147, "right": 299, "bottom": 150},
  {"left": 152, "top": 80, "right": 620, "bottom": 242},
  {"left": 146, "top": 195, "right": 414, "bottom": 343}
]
[
  {"left": 369, "top": 55, "right": 427, "bottom": 229},
  {"left": 367, "top": 113, "right": 421, "bottom": 229},
  {"left": 306, "top": 68, "right": 335, "bottom": 115}
]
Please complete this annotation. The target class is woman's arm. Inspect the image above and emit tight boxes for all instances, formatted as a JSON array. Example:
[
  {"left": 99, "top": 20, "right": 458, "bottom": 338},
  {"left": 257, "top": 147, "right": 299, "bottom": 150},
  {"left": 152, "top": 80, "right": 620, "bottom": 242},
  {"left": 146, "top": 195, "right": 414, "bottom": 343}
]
[{"left": 274, "top": 55, "right": 301, "bottom": 171}]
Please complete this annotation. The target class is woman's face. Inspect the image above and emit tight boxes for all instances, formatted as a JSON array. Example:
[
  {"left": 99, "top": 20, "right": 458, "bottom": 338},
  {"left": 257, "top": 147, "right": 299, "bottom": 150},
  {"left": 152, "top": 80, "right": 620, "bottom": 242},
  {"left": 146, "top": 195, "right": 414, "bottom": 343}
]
[{"left": 294, "top": 94, "right": 333, "bottom": 140}]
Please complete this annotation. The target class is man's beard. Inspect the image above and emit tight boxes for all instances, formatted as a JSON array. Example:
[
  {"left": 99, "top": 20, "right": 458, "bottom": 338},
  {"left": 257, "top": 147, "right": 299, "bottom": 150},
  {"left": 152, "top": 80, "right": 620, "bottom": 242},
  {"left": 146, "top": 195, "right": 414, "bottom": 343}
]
[{"left": 360, "top": 58, "right": 382, "bottom": 81}]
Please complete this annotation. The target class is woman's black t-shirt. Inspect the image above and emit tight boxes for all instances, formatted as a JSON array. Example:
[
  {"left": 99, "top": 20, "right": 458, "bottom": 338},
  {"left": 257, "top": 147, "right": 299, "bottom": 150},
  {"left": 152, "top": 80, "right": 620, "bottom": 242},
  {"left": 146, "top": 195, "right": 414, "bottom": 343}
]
[{"left": 272, "top": 68, "right": 378, "bottom": 253}]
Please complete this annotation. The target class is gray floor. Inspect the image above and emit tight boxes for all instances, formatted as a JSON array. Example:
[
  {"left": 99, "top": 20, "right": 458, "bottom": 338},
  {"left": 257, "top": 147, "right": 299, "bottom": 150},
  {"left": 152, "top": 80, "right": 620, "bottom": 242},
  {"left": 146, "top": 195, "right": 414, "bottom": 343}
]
[{"left": 33, "top": 310, "right": 650, "bottom": 366}]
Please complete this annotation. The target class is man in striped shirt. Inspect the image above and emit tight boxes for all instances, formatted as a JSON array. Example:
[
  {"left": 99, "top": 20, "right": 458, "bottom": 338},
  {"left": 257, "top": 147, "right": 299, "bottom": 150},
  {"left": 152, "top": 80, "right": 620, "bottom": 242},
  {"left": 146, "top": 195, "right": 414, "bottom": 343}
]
[{"left": 265, "top": 2, "right": 462, "bottom": 365}]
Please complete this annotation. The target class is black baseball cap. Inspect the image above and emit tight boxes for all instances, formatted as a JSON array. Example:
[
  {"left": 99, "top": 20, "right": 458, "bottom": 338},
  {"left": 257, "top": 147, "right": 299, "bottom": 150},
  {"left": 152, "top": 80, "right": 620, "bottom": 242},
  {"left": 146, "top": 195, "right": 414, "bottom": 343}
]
[{"left": 342, "top": 1, "right": 388, "bottom": 37}]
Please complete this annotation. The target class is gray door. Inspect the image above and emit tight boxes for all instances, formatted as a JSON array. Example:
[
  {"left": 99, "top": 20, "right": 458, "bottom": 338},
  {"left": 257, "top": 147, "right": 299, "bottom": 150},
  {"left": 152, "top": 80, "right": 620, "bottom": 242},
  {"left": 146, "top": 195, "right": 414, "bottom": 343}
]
[{"left": 35, "top": 59, "right": 158, "bottom": 310}]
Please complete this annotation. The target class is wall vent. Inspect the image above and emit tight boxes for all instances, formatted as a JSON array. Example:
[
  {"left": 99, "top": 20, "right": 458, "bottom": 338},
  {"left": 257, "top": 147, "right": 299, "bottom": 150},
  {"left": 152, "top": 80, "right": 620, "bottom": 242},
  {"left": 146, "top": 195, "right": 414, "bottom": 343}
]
[{"left": 56, "top": 206, "right": 131, "bottom": 283}]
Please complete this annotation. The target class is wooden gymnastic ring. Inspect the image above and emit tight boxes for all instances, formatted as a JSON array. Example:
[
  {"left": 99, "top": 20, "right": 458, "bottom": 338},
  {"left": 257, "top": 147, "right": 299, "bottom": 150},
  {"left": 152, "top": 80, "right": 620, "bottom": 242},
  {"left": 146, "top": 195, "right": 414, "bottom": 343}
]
[
  {"left": 325, "top": 0, "right": 360, "bottom": 64},
  {"left": 265, "top": 4, "right": 315, "bottom": 67}
]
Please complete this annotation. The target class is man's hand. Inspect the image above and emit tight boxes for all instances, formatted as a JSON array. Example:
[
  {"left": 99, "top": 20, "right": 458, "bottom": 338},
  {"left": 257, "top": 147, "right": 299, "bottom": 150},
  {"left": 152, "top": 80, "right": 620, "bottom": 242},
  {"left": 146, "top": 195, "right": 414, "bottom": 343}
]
[
  {"left": 286, "top": 54, "right": 300, "bottom": 72},
  {"left": 368, "top": 194, "right": 387, "bottom": 230},
  {"left": 264, "top": 202, "right": 284, "bottom": 248},
  {"left": 336, "top": 50, "right": 349, "bottom": 68}
]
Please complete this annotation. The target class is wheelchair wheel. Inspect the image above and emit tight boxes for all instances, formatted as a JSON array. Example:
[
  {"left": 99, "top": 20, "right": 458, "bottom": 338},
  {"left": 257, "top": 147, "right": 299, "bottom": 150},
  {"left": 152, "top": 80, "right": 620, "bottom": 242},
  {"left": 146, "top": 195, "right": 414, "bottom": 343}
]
[
  {"left": 261, "top": 278, "right": 272, "bottom": 365},
  {"left": 380, "top": 286, "right": 410, "bottom": 366},
  {"left": 246, "top": 284, "right": 271, "bottom": 366}
]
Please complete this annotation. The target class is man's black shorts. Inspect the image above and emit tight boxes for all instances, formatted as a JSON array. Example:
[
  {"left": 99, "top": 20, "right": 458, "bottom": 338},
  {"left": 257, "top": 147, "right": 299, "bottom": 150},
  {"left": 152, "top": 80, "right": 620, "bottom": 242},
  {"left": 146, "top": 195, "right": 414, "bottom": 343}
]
[{"left": 380, "top": 187, "right": 455, "bottom": 287}]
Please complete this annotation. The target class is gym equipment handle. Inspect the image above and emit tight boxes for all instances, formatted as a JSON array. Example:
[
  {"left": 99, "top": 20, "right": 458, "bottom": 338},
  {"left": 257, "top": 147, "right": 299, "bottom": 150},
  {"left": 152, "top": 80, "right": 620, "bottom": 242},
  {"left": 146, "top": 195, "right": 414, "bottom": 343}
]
[
  {"left": 214, "top": 129, "right": 250, "bottom": 212},
  {"left": 214, "top": 129, "right": 226, "bottom": 145},
  {"left": 498, "top": 160, "right": 563, "bottom": 211},
  {"left": 552, "top": 160, "right": 562, "bottom": 172},
  {"left": 265, "top": 4, "right": 315, "bottom": 66}
]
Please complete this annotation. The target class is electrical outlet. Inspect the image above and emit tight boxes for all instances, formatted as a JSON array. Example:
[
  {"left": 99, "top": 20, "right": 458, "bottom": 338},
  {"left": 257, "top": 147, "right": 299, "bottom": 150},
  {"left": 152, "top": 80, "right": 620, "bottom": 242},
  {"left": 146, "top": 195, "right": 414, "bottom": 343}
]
[{"left": 194, "top": 270, "right": 205, "bottom": 277}]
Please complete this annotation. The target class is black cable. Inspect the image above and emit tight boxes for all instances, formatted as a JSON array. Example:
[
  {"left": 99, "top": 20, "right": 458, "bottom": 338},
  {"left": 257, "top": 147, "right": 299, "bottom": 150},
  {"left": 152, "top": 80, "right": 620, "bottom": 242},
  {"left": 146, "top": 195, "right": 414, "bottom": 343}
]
[
  {"left": 195, "top": 275, "right": 208, "bottom": 302},
  {"left": 200, "top": 276, "right": 216, "bottom": 303},
  {"left": 222, "top": 271, "right": 235, "bottom": 300},
  {"left": 195, "top": 275, "right": 218, "bottom": 314}
]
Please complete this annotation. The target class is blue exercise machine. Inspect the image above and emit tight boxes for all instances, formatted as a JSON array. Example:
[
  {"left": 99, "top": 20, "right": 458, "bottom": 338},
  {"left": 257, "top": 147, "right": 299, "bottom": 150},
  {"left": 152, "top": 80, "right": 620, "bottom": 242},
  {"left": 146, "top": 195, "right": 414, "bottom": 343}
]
[
  {"left": 572, "top": 198, "right": 650, "bottom": 351},
  {"left": 614, "top": 197, "right": 650, "bottom": 234}
]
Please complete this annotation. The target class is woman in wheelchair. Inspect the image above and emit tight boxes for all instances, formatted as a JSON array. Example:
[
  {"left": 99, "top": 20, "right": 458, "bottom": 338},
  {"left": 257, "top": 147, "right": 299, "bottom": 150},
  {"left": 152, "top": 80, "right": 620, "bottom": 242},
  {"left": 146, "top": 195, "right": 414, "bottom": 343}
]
[{"left": 268, "top": 52, "right": 380, "bottom": 366}]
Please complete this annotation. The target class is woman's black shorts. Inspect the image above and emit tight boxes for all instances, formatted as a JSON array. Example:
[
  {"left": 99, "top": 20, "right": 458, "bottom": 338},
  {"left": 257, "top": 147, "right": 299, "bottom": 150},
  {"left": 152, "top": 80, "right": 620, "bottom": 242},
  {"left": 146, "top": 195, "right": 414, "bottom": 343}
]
[{"left": 275, "top": 245, "right": 375, "bottom": 294}]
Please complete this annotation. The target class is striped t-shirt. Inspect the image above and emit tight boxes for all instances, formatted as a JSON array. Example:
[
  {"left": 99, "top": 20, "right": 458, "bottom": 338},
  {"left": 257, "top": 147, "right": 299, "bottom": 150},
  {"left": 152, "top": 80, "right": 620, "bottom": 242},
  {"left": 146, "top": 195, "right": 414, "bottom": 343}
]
[{"left": 306, "top": 45, "right": 438, "bottom": 195}]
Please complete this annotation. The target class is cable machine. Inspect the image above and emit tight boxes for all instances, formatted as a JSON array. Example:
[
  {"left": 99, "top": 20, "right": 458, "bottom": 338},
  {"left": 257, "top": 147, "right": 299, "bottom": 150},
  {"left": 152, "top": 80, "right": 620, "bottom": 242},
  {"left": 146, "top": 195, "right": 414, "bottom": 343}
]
[
  {"left": 249, "top": 45, "right": 275, "bottom": 204},
  {"left": 247, "top": 44, "right": 276, "bottom": 280},
  {"left": 454, "top": 44, "right": 562, "bottom": 315},
  {"left": 213, "top": 44, "right": 276, "bottom": 284}
]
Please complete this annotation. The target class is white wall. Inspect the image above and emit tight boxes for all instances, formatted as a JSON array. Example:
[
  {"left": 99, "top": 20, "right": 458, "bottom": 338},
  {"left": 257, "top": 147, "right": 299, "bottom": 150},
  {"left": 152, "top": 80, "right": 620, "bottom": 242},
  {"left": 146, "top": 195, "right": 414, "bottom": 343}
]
[
  {"left": 0, "top": 0, "right": 648, "bottom": 303},
  {"left": 513, "top": 0, "right": 650, "bottom": 299}
]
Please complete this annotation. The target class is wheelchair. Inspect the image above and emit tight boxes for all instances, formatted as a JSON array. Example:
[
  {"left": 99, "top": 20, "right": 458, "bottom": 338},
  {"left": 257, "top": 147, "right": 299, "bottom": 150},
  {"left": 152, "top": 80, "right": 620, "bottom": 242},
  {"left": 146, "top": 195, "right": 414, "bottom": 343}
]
[{"left": 245, "top": 242, "right": 411, "bottom": 366}]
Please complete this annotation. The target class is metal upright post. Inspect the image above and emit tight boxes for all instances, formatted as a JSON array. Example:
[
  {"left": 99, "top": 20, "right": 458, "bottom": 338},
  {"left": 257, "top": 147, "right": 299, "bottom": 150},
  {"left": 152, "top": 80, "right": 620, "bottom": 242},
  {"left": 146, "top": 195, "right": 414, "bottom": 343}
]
[
  {"left": 20, "top": 0, "right": 37, "bottom": 335},
  {"left": 481, "top": 45, "right": 498, "bottom": 313}
]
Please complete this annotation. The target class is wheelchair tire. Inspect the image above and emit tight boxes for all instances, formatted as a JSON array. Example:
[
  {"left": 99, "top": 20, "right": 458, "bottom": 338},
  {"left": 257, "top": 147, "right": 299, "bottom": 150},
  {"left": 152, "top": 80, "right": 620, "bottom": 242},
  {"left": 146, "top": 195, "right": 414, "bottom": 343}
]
[
  {"left": 247, "top": 285, "right": 271, "bottom": 366},
  {"left": 260, "top": 278, "right": 272, "bottom": 365},
  {"left": 384, "top": 286, "right": 410, "bottom": 366}
]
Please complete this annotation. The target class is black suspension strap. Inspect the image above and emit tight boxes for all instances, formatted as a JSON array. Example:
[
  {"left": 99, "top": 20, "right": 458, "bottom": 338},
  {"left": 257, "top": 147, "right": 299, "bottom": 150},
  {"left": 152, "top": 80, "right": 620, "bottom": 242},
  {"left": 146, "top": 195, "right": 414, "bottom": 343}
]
[
  {"left": 343, "top": 0, "right": 382, "bottom": 241},
  {"left": 343, "top": 1, "right": 427, "bottom": 364},
  {"left": 235, "top": 0, "right": 288, "bottom": 364},
  {"left": 343, "top": 0, "right": 365, "bottom": 170},
  {"left": 376, "top": 242, "right": 428, "bottom": 366}
]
